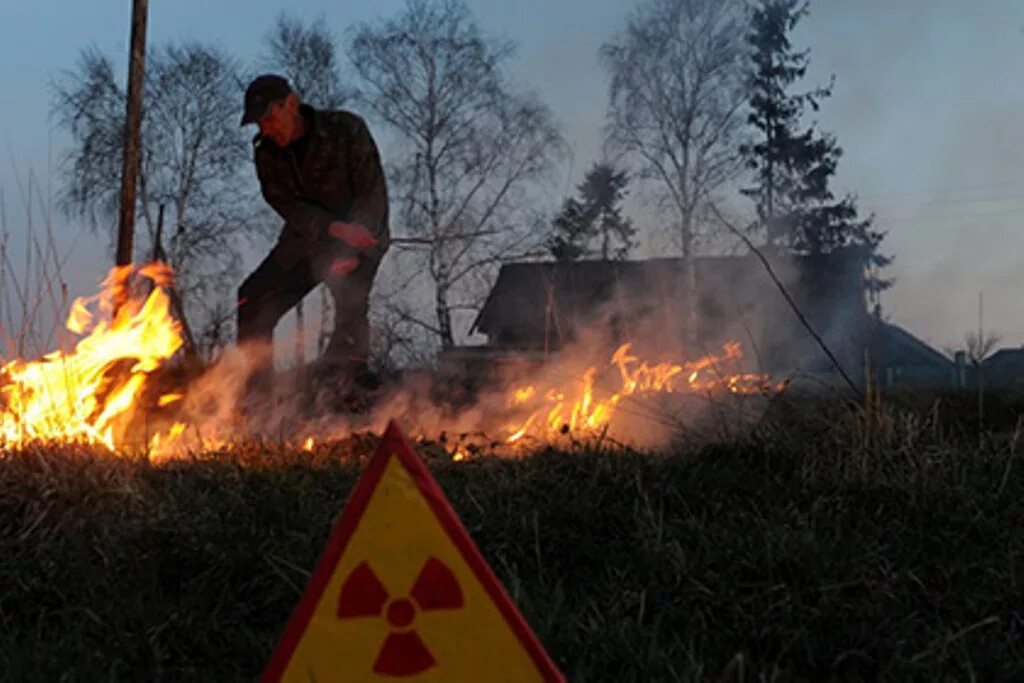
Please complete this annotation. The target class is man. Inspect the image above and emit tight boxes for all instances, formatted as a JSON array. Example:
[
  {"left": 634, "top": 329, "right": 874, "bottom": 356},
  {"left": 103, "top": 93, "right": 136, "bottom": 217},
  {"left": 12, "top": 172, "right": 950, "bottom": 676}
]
[{"left": 238, "top": 74, "right": 389, "bottom": 403}]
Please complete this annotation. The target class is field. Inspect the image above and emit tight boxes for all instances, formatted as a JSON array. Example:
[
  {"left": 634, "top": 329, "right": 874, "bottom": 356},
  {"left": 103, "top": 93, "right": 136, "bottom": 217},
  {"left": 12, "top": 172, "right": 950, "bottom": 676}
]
[{"left": 1, "top": 389, "right": 1023, "bottom": 682}]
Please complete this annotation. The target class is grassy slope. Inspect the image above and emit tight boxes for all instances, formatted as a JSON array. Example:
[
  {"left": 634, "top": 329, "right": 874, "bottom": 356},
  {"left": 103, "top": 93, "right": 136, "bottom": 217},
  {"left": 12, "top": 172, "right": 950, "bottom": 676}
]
[{"left": 1, "top": 397, "right": 1023, "bottom": 682}]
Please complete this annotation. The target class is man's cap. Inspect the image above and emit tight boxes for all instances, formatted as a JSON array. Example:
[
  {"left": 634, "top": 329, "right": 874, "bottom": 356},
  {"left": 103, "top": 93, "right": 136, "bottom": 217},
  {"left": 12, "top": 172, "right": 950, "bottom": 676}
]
[{"left": 241, "top": 74, "right": 293, "bottom": 126}]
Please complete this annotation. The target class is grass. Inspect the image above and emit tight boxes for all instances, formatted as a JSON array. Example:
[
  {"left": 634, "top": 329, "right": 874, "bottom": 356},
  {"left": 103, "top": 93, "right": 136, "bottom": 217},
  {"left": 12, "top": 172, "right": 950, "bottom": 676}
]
[{"left": 1, "top": 391, "right": 1023, "bottom": 681}]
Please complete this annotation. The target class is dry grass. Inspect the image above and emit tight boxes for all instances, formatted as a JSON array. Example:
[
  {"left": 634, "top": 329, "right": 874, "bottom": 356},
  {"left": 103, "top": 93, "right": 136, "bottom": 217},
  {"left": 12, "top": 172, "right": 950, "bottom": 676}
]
[{"left": 0, "top": 391, "right": 1023, "bottom": 681}]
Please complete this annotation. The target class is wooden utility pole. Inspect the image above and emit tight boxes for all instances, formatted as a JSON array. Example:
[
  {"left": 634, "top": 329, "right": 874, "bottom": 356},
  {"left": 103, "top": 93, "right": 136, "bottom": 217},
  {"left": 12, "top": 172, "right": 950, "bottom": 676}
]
[{"left": 115, "top": 0, "right": 149, "bottom": 273}]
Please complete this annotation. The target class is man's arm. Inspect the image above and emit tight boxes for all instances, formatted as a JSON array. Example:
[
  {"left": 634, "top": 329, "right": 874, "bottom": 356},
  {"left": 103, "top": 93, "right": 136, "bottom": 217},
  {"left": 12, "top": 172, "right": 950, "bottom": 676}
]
[{"left": 345, "top": 115, "right": 389, "bottom": 242}]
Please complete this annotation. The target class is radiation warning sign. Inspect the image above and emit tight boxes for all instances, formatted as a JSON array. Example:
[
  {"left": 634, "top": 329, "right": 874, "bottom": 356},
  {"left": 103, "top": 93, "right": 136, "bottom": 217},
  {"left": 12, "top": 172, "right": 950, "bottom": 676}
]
[{"left": 261, "top": 420, "right": 565, "bottom": 682}]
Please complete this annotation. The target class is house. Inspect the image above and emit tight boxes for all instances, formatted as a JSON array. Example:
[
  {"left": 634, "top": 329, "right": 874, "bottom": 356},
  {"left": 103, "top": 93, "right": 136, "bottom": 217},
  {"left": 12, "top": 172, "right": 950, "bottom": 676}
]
[
  {"left": 981, "top": 348, "right": 1024, "bottom": 389},
  {"left": 868, "top": 321, "right": 956, "bottom": 388},
  {"left": 469, "top": 247, "right": 875, "bottom": 380},
  {"left": 452, "top": 246, "right": 972, "bottom": 392}
]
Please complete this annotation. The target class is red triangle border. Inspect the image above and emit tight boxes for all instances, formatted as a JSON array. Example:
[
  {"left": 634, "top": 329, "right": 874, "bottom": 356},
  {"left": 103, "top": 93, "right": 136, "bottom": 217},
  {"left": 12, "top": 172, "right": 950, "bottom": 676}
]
[{"left": 260, "top": 420, "right": 565, "bottom": 682}]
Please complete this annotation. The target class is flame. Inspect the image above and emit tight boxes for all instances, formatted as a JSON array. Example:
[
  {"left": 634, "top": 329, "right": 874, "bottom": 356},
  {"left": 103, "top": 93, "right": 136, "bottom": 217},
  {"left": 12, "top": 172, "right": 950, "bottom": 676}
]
[
  {"left": 65, "top": 298, "right": 92, "bottom": 335},
  {"left": 503, "top": 342, "right": 786, "bottom": 445},
  {"left": 138, "top": 261, "right": 176, "bottom": 288},
  {"left": 1, "top": 263, "right": 183, "bottom": 451},
  {"left": 158, "top": 393, "right": 183, "bottom": 407},
  {"left": 0, "top": 261, "right": 788, "bottom": 460},
  {"left": 508, "top": 386, "right": 536, "bottom": 406}
]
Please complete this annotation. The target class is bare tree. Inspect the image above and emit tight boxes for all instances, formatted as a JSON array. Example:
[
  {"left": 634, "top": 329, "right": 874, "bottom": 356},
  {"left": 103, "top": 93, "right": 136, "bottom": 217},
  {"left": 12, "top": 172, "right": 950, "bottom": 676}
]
[
  {"left": 262, "top": 12, "right": 350, "bottom": 109},
  {"left": 372, "top": 287, "right": 447, "bottom": 370},
  {"left": 52, "top": 42, "right": 262, "bottom": 348},
  {"left": 261, "top": 13, "right": 352, "bottom": 366},
  {"left": 349, "top": 0, "right": 564, "bottom": 350},
  {"left": 601, "top": 0, "right": 747, "bottom": 345},
  {"left": 964, "top": 330, "right": 1001, "bottom": 367}
]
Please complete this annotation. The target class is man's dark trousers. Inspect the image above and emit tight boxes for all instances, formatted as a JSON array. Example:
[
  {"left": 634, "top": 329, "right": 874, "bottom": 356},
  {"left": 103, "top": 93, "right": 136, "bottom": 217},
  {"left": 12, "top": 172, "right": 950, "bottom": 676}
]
[{"left": 237, "top": 247, "right": 381, "bottom": 385}]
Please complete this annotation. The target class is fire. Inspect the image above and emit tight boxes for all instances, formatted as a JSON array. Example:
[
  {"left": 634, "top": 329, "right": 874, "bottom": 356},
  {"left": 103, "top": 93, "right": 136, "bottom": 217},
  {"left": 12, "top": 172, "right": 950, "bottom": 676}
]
[
  {"left": 502, "top": 342, "right": 786, "bottom": 446},
  {"left": 0, "top": 264, "right": 183, "bottom": 450},
  {"left": 0, "top": 262, "right": 788, "bottom": 460}
]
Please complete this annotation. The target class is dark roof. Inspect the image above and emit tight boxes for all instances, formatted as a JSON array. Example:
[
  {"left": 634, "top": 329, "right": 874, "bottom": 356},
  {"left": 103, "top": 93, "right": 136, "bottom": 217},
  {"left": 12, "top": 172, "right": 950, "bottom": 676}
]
[
  {"left": 472, "top": 257, "right": 736, "bottom": 336},
  {"left": 472, "top": 249, "right": 870, "bottom": 338},
  {"left": 874, "top": 322, "right": 952, "bottom": 369},
  {"left": 984, "top": 348, "right": 1024, "bottom": 368}
]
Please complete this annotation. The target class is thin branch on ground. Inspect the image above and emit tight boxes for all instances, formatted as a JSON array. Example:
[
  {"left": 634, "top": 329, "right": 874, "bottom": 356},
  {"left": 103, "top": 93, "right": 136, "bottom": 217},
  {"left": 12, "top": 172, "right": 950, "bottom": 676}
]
[{"left": 709, "top": 204, "right": 864, "bottom": 404}]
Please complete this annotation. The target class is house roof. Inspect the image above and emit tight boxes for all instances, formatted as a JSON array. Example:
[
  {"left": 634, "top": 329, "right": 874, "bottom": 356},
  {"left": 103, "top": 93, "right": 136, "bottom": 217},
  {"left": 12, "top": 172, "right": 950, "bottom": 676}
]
[
  {"left": 472, "top": 249, "right": 871, "bottom": 338},
  {"left": 984, "top": 348, "right": 1024, "bottom": 368},
  {"left": 873, "top": 321, "right": 952, "bottom": 369}
]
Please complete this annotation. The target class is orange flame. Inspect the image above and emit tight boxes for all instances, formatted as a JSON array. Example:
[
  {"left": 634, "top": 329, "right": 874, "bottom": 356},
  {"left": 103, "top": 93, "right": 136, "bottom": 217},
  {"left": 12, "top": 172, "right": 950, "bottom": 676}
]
[
  {"left": 503, "top": 342, "right": 785, "bottom": 445},
  {"left": 0, "top": 263, "right": 183, "bottom": 450},
  {"left": 1, "top": 262, "right": 788, "bottom": 460},
  {"left": 158, "top": 393, "right": 184, "bottom": 407}
]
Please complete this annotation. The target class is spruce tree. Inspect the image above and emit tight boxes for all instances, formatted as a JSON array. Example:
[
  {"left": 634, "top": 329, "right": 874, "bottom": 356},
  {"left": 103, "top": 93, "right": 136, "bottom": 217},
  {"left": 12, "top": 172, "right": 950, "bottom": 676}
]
[
  {"left": 741, "top": 0, "right": 891, "bottom": 296},
  {"left": 548, "top": 197, "right": 590, "bottom": 262},
  {"left": 548, "top": 162, "right": 636, "bottom": 261}
]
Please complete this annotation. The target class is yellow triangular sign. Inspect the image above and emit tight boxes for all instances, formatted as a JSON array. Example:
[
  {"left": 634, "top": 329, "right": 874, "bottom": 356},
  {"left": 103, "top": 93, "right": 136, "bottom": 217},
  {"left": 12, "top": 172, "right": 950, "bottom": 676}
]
[{"left": 261, "top": 420, "right": 565, "bottom": 682}]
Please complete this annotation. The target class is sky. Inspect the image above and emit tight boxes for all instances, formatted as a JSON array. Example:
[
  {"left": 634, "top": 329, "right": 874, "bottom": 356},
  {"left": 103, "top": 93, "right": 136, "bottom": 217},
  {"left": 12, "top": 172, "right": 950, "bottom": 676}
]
[{"left": 2, "top": 0, "right": 1024, "bottom": 354}]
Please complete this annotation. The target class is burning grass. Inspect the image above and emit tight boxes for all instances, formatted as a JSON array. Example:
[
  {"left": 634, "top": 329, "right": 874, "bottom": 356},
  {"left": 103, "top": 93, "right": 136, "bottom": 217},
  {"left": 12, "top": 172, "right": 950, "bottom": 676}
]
[
  {"left": 1, "top": 393, "right": 1023, "bottom": 681},
  {"left": 0, "top": 264, "right": 185, "bottom": 452},
  {"left": 0, "top": 263, "right": 786, "bottom": 460}
]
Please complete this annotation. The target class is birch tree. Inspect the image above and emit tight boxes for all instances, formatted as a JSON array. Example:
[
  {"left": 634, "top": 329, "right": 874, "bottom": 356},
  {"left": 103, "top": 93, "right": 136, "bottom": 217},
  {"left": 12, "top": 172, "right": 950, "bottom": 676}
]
[
  {"left": 601, "top": 0, "right": 747, "bottom": 345},
  {"left": 349, "top": 0, "right": 564, "bottom": 349},
  {"left": 53, "top": 42, "right": 260, "bottom": 349}
]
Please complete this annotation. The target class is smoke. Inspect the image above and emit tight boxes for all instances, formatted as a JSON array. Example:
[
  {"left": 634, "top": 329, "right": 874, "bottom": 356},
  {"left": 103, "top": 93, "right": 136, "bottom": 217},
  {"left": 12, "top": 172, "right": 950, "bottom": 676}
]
[
  {"left": 150, "top": 246, "right": 869, "bottom": 458},
  {"left": 156, "top": 296, "right": 778, "bottom": 457}
]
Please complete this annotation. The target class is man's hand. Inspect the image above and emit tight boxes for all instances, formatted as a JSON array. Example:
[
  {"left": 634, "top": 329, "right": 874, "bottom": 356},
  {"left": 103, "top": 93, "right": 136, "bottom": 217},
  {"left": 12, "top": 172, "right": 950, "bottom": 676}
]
[
  {"left": 328, "top": 257, "right": 360, "bottom": 277},
  {"left": 328, "top": 221, "right": 378, "bottom": 250}
]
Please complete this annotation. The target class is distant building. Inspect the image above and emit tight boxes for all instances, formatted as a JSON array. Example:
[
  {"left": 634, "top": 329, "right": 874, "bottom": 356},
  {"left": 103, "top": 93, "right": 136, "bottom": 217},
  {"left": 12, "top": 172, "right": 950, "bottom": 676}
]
[
  {"left": 469, "top": 248, "right": 870, "bottom": 379},
  {"left": 869, "top": 321, "right": 955, "bottom": 388},
  {"left": 981, "top": 348, "right": 1024, "bottom": 389},
  {"left": 450, "top": 247, "right": 975, "bottom": 391}
]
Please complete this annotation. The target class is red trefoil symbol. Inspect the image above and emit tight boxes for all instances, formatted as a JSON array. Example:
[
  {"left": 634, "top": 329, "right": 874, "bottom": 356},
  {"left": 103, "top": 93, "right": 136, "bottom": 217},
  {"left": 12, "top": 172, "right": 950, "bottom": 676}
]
[{"left": 337, "top": 556, "right": 465, "bottom": 677}]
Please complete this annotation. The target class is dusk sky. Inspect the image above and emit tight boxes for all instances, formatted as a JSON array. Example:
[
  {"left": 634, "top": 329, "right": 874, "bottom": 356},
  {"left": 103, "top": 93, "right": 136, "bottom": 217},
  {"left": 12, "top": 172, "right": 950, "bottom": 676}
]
[{"left": 3, "top": 1, "right": 1024, "bottom": 353}]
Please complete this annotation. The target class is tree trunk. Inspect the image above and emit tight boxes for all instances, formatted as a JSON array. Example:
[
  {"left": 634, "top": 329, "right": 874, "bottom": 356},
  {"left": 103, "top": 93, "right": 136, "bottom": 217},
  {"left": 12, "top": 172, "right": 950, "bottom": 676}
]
[
  {"left": 681, "top": 210, "right": 699, "bottom": 352},
  {"left": 295, "top": 300, "right": 306, "bottom": 368},
  {"left": 318, "top": 286, "right": 331, "bottom": 354},
  {"left": 435, "top": 279, "right": 454, "bottom": 349}
]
